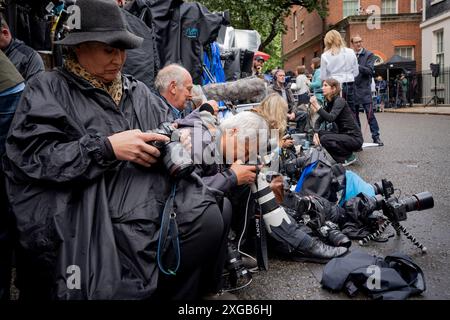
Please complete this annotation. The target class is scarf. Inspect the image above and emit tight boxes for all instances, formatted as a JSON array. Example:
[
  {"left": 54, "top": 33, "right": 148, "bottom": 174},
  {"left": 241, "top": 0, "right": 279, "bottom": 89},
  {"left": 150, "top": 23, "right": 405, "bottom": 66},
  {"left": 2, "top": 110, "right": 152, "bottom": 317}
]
[{"left": 64, "top": 55, "right": 123, "bottom": 106}]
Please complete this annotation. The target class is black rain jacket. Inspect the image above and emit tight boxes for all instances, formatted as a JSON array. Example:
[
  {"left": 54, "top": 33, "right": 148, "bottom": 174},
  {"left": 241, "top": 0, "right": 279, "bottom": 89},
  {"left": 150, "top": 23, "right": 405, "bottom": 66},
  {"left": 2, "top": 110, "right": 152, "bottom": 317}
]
[
  {"left": 175, "top": 110, "right": 237, "bottom": 193},
  {"left": 149, "top": 0, "right": 226, "bottom": 84},
  {"left": 2, "top": 68, "right": 206, "bottom": 299},
  {"left": 4, "top": 38, "right": 45, "bottom": 81}
]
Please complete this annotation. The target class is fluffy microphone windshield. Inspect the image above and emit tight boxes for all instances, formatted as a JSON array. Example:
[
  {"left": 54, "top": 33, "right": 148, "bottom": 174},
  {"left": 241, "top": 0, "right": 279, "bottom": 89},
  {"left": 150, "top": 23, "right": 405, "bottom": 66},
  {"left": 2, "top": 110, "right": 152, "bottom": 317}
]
[{"left": 202, "top": 76, "right": 268, "bottom": 104}]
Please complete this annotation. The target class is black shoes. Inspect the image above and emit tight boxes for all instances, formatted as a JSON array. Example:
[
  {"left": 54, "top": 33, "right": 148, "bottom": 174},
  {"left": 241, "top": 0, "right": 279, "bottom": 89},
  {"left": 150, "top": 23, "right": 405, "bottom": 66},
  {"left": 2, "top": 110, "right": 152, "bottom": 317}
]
[
  {"left": 373, "top": 137, "right": 384, "bottom": 146},
  {"left": 292, "top": 238, "right": 349, "bottom": 264}
]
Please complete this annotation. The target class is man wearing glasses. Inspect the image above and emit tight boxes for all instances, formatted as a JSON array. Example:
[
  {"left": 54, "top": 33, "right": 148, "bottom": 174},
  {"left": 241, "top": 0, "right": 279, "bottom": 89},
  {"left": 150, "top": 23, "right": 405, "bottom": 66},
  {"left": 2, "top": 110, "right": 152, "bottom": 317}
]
[
  {"left": 351, "top": 35, "right": 383, "bottom": 146},
  {"left": 269, "top": 69, "right": 296, "bottom": 110}
]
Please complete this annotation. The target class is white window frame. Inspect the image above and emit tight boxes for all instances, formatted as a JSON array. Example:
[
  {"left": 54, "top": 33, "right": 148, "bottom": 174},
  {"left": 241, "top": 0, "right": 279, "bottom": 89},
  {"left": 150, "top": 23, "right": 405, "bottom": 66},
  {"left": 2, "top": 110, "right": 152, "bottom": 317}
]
[
  {"left": 411, "top": 0, "right": 417, "bottom": 13},
  {"left": 301, "top": 20, "right": 305, "bottom": 35},
  {"left": 382, "top": 0, "right": 398, "bottom": 14},
  {"left": 435, "top": 29, "right": 444, "bottom": 84},
  {"left": 293, "top": 11, "right": 298, "bottom": 42},
  {"left": 395, "top": 46, "right": 414, "bottom": 60},
  {"left": 343, "top": 0, "right": 360, "bottom": 18}
]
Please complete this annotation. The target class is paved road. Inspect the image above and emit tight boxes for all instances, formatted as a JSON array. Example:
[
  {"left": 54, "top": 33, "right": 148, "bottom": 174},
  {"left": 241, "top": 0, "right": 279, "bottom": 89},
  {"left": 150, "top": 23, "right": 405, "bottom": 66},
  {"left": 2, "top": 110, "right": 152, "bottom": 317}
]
[{"left": 236, "top": 112, "right": 450, "bottom": 300}]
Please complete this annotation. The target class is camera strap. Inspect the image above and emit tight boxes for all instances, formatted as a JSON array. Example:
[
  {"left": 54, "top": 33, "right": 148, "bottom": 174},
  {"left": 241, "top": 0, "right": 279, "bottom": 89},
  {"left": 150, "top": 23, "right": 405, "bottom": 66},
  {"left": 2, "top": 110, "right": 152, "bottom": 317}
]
[{"left": 157, "top": 184, "right": 181, "bottom": 276}]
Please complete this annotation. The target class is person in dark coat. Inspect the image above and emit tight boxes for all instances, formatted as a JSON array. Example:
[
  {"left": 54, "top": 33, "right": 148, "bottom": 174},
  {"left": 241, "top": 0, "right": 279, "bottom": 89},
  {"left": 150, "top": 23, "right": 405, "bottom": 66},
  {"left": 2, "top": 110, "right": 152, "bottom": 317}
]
[
  {"left": 0, "top": 14, "right": 45, "bottom": 80},
  {"left": 146, "top": 0, "right": 228, "bottom": 84},
  {"left": 0, "top": 50, "right": 25, "bottom": 301},
  {"left": 120, "top": 8, "right": 160, "bottom": 88},
  {"left": 3, "top": 0, "right": 227, "bottom": 300},
  {"left": 350, "top": 35, "right": 383, "bottom": 146},
  {"left": 268, "top": 69, "right": 296, "bottom": 110},
  {"left": 269, "top": 69, "right": 307, "bottom": 131},
  {"left": 310, "top": 78, "right": 363, "bottom": 165}
]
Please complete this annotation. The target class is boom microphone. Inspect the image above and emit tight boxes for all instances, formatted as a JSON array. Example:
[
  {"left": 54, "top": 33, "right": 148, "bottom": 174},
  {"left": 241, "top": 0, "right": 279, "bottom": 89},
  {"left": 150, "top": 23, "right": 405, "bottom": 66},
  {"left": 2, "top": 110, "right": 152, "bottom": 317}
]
[{"left": 202, "top": 76, "right": 268, "bottom": 104}]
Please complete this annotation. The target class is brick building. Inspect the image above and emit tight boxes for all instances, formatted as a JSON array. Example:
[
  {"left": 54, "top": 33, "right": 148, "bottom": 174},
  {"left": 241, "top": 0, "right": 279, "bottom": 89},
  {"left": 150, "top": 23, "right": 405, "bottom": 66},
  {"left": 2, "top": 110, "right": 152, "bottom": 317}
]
[{"left": 282, "top": 0, "right": 423, "bottom": 74}]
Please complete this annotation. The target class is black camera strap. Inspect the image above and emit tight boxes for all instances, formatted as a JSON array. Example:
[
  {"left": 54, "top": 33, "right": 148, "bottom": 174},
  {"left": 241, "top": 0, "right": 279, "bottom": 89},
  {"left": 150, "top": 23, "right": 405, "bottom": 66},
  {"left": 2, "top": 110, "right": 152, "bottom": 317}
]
[{"left": 157, "top": 184, "right": 181, "bottom": 276}]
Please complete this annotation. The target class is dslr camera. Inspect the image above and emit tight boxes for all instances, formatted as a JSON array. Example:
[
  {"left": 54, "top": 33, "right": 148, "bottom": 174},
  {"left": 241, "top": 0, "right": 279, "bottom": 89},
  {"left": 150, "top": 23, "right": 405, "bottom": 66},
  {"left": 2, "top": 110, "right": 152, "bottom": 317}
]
[
  {"left": 223, "top": 242, "right": 251, "bottom": 291},
  {"left": 317, "top": 221, "right": 351, "bottom": 248},
  {"left": 148, "top": 122, "right": 194, "bottom": 178},
  {"left": 371, "top": 179, "right": 434, "bottom": 222}
]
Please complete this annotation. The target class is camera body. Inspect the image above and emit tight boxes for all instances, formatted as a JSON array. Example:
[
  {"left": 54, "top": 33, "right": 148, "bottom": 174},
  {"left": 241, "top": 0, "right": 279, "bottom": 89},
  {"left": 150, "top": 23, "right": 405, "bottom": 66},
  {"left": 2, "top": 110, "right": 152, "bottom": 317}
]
[
  {"left": 223, "top": 242, "right": 251, "bottom": 290},
  {"left": 279, "top": 156, "right": 307, "bottom": 181},
  {"left": 371, "top": 179, "right": 434, "bottom": 222},
  {"left": 148, "top": 122, "right": 194, "bottom": 178},
  {"left": 318, "top": 221, "right": 351, "bottom": 248}
]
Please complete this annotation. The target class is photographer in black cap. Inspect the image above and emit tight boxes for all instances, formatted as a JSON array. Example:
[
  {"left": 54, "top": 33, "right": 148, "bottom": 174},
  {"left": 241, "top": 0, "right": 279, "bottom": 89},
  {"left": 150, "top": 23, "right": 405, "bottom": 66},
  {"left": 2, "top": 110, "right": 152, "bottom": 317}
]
[{"left": 3, "top": 0, "right": 228, "bottom": 300}]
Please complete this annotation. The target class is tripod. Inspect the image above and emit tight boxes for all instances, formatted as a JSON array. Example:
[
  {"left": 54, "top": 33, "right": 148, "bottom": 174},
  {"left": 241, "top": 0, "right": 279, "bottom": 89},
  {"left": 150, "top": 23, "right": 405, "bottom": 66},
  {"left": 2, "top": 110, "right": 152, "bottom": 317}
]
[
  {"left": 359, "top": 217, "right": 427, "bottom": 253},
  {"left": 425, "top": 70, "right": 440, "bottom": 107}
]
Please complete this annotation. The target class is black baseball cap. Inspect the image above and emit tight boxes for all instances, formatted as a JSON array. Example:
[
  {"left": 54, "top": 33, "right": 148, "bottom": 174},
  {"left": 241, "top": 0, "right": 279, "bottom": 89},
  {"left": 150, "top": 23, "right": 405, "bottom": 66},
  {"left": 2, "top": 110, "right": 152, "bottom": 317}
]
[{"left": 254, "top": 55, "right": 265, "bottom": 62}]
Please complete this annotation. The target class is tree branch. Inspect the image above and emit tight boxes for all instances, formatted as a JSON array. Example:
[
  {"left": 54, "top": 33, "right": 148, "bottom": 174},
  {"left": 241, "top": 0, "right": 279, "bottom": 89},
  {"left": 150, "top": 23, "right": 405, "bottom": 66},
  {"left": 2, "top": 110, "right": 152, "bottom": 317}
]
[{"left": 259, "top": 15, "right": 279, "bottom": 51}]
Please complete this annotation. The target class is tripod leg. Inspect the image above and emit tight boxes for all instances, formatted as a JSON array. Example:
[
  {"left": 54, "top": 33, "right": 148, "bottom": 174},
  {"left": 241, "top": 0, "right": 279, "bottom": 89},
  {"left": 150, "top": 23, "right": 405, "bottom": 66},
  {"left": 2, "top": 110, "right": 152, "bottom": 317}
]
[
  {"left": 392, "top": 222, "right": 427, "bottom": 253},
  {"left": 359, "top": 220, "right": 391, "bottom": 246}
]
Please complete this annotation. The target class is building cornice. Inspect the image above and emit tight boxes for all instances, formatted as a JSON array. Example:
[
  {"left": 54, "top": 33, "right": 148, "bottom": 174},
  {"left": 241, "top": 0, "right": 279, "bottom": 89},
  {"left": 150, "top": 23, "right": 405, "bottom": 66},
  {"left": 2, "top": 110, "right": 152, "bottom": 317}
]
[
  {"left": 330, "top": 13, "right": 422, "bottom": 29},
  {"left": 420, "top": 10, "right": 450, "bottom": 28}
]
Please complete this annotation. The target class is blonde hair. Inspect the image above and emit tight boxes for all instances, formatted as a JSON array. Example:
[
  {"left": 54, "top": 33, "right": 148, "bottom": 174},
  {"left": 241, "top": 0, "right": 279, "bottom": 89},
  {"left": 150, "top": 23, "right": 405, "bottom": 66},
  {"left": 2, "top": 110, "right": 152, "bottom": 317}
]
[
  {"left": 324, "top": 30, "right": 346, "bottom": 55},
  {"left": 252, "top": 93, "right": 288, "bottom": 138}
]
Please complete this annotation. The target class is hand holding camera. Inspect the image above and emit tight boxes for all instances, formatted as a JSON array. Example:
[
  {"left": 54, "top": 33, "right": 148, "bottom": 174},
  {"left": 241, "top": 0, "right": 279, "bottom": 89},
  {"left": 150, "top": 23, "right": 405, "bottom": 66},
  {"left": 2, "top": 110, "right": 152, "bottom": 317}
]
[
  {"left": 108, "top": 129, "right": 169, "bottom": 167},
  {"left": 231, "top": 160, "right": 258, "bottom": 185}
]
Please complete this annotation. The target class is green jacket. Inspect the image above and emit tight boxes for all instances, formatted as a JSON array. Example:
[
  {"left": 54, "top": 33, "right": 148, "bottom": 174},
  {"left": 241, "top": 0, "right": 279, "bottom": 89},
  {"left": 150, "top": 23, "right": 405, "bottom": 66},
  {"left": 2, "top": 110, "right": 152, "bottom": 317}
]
[{"left": 0, "top": 50, "right": 23, "bottom": 93}]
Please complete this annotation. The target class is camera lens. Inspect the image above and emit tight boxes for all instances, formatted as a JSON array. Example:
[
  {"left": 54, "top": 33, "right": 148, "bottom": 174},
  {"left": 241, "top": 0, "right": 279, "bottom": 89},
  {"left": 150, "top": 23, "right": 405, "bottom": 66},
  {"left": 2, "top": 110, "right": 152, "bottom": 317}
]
[
  {"left": 401, "top": 191, "right": 434, "bottom": 213},
  {"left": 163, "top": 142, "right": 194, "bottom": 178},
  {"left": 327, "top": 229, "right": 352, "bottom": 248}
]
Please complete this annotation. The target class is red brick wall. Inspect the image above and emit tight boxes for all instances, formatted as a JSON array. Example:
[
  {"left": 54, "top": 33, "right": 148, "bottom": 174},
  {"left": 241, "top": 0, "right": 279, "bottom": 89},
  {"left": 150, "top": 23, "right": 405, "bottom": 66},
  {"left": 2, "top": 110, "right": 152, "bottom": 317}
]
[
  {"left": 326, "top": 0, "right": 344, "bottom": 25},
  {"left": 282, "top": 1, "right": 422, "bottom": 72},
  {"left": 348, "top": 20, "right": 422, "bottom": 70},
  {"left": 282, "top": 6, "right": 323, "bottom": 55},
  {"left": 283, "top": 41, "right": 322, "bottom": 74}
]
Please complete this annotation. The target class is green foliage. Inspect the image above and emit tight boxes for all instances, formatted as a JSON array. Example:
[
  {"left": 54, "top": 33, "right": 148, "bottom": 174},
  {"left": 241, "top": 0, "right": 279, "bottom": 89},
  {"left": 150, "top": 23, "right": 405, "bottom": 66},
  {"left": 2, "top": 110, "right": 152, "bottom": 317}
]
[
  {"left": 263, "top": 33, "right": 283, "bottom": 73},
  {"left": 196, "top": 1, "right": 327, "bottom": 41},
  {"left": 196, "top": 0, "right": 328, "bottom": 69}
]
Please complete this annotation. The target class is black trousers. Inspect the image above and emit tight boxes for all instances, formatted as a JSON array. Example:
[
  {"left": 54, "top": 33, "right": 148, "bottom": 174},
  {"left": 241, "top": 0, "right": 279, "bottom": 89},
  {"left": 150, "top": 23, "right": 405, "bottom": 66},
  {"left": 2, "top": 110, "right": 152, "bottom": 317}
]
[
  {"left": 156, "top": 198, "right": 232, "bottom": 300},
  {"left": 319, "top": 131, "right": 363, "bottom": 163},
  {"left": 0, "top": 171, "right": 13, "bottom": 300}
]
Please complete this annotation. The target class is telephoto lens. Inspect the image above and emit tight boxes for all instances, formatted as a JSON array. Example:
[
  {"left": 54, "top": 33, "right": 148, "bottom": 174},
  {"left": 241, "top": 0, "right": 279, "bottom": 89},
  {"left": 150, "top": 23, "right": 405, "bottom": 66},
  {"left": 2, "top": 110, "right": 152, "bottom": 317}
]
[
  {"left": 148, "top": 123, "right": 195, "bottom": 178},
  {"left": 251, "top": 171, "right": 314, "bottom": 249},
  {"left": 400, "top": 192, "right": 434, "bottom": 212}
]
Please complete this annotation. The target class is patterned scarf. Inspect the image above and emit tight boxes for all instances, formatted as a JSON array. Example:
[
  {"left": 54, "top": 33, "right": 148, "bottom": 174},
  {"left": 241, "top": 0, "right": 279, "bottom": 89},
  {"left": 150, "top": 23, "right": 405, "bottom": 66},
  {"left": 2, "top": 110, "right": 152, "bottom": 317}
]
[{"left": 64, "top": 55, "right": 123, "bottom": 106}]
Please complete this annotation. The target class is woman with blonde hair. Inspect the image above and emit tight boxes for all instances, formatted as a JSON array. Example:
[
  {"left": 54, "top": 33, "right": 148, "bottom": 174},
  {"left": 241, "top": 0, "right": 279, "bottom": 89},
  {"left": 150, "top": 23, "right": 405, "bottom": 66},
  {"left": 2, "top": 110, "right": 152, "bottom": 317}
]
[
  {"left": 252, "top": 93, "right": 288, "bottom": 137},
  {"left": 320, "top": 30, "right": 359, "bottom": 117},
  {"left": 321, "top": 30, "right": 359, "bottom": 84},
  {"left": 252, "top": 93, "right": 298, "bottom": 149}
]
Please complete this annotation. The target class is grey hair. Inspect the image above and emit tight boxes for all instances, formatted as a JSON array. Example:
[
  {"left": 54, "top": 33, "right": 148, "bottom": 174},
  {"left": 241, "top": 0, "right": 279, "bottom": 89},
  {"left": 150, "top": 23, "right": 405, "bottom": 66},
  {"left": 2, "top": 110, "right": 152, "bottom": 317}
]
[
  {"left": 220, "top": 111, "right": 268, "bottom": 132},
  {"left": 220, "top": 111, "right": 270, "bottom": 145},
  {"left": 219, "top": 111, "right": 272, "bottom": 163},
  {"left": 154, "top": 63, "right": 189, "bottom": 94}
]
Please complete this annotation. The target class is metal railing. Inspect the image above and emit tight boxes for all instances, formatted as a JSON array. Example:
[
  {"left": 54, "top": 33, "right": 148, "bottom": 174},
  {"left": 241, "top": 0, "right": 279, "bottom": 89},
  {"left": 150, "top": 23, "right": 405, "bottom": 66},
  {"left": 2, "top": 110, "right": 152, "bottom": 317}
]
[{"left": 417, "top": 67, "right": 450, "bottom": 105}]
